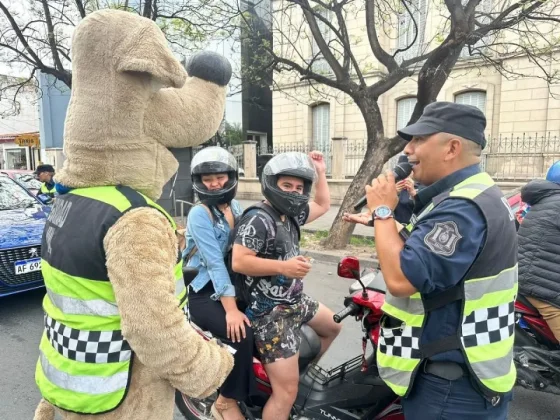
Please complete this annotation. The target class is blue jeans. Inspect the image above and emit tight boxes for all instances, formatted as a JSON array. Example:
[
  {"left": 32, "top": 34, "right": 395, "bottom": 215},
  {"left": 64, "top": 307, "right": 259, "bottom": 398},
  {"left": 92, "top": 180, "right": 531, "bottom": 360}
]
[{"left": 402, "top": 372, "right": 513, "bottom": 420}]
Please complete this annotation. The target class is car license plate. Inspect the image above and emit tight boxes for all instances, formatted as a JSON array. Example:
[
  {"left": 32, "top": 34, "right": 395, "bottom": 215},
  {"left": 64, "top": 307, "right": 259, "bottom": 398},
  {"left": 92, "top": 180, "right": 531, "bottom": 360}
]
[{"left": 14, "top": 258, "right": 41, "bottom": 275}]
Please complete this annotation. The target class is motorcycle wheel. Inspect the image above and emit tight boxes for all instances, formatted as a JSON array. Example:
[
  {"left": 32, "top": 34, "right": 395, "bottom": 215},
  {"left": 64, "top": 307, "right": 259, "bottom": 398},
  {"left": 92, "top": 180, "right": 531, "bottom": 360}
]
[{"left": 175, "top": 390, "right": 217, "bottom": 420}]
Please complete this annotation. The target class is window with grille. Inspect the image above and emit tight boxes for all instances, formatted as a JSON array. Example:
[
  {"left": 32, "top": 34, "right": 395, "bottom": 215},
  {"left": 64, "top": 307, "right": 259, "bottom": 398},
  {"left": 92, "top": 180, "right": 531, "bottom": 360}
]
[
  {"left": 397, "top": 97, "right": 417, "bottom": 131},
  {"left": 460, "top": 0, "right": 493, "bottom": 58},
  {"left": 397, "top": 0, "right": 427, "bottom": 61},
  {"left": 311, "top": 8, "right": 333, "bottom": 74},
  {"left": 312, "top": 103, "right": 330, "bottom": 148},
  {"left": 455, "top": 91, "right": 486, "bottom": 114}
]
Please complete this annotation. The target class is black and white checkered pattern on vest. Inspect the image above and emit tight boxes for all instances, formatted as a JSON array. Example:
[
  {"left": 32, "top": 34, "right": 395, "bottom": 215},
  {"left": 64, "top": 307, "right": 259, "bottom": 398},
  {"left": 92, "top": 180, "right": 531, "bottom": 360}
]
[
  {"left": 379, "top": 324, "right": 423, "bottom": 359},
  {"left": 461, "top": 301, "right": 515, "bottom": 348},
  {"left": 45, "top": 315, "right": 132, "bottom": 363}
]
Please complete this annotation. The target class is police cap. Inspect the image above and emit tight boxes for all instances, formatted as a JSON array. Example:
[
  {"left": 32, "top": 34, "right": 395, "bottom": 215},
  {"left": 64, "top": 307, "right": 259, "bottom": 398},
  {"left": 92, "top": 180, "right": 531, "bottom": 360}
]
[{"left": 397, "top": 101, "right": 487, "bottom": 149}]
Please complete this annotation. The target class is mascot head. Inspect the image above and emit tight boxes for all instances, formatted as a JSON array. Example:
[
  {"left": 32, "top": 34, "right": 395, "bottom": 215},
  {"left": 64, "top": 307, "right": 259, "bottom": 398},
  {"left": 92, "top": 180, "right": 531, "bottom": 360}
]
[{"left": 56, "top": 9, "right": 232, "bottom": 199}]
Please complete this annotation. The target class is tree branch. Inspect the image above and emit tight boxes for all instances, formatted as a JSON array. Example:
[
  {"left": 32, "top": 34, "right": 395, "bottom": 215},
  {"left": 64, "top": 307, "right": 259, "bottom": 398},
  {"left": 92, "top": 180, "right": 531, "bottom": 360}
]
[
  {"left": 41, "top": 0, "right": 65, "bottom": 72},
  {"left": 75, "top": 0, "right": 86, "bottom": 18},
  {"left": 299, "top": 0, "right": 346, "bottom": 82},
  {"left": 0, "top": 1, "right": 46, "bottom": 69},
  {"left": 365, "top": 0, "right": 398, "bottom": 72}
]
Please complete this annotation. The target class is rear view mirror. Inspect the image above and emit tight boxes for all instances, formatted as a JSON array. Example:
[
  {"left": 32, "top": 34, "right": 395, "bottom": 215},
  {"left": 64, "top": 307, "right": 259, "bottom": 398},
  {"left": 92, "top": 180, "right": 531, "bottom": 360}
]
[
  {"left": 337, "top": 256, "right": 360, "bottom": 280},
  {"left": 338, "top": 256, "right": 368, "bottom": 297}
]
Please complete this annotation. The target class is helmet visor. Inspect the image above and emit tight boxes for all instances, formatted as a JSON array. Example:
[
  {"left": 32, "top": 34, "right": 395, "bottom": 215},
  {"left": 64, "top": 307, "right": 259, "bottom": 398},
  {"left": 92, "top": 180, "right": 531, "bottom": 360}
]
[
  {"left": 192, "top": 147, "right": 238, "bottom": 175},
  {"left": 263, "top": 152, "right": 316, "bottom": 182}
]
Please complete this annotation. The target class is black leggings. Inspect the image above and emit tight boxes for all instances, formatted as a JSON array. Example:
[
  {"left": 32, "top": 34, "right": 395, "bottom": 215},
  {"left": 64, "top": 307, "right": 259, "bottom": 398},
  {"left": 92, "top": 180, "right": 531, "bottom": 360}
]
[{"left": 188, "top": 283, "right": 256, "bottom": 401}]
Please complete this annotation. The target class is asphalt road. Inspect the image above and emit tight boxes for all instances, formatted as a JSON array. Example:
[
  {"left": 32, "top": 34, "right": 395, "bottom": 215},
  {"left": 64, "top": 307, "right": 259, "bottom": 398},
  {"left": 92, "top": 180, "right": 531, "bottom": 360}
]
[{"left": 0, "top": 262, "right": 558, "bottom": 420}]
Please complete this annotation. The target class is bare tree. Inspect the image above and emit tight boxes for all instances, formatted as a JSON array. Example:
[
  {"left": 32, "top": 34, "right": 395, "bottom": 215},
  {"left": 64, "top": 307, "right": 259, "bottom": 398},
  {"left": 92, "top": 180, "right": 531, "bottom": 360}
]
[
  {"left": 0, "top": 0, "right": 242, "bottom": 115},
  {"left": 240, "top": 0, "right": 560, "bottom": 248}
]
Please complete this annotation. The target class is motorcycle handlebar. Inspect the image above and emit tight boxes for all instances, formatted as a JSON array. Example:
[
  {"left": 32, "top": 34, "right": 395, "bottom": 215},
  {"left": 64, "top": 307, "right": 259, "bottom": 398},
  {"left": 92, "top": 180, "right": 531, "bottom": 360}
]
[{"left": 333, "top": 302, "right": 360, "bottom": 323}]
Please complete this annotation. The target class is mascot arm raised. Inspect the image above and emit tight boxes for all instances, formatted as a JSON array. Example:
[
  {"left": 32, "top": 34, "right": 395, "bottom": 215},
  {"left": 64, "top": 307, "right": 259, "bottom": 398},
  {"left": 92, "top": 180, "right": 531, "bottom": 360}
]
[{"left": 104, "top": 207, "right": 234, "bottom": 398}]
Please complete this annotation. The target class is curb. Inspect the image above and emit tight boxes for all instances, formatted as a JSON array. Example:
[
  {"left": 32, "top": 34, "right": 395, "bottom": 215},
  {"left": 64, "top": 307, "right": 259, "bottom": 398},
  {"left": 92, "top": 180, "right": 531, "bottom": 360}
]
[
  {"left": 301, "top": 227, "right": 374, "bottom": 240},
  {"left": 301, "top": 248, "right": 379, "bottom": 268}
]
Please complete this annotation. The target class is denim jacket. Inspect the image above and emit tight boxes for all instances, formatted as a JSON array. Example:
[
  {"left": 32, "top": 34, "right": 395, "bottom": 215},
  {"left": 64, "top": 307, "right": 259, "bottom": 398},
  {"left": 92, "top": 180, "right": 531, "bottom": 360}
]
[{"left": 183, "top": 200, "right": 243, "bottom": 300}]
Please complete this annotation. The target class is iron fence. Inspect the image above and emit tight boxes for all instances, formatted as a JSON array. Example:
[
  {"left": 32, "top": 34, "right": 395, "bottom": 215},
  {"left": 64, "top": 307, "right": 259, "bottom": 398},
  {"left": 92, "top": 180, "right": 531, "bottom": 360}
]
[
  {"left": 313, "top": 133, "right": 560, "bottom": 181},
  {"left": 193, "top": 143, "right": 245, "bottom": 175},
  {"left": 193, "top": 132, "right": 560, "bottom": 181},
  {"left": 257, "top": 143, "right": 333, "bottom": 176},
  {"left": 482, "top": 133, "right": 560, "bottom": 181}
]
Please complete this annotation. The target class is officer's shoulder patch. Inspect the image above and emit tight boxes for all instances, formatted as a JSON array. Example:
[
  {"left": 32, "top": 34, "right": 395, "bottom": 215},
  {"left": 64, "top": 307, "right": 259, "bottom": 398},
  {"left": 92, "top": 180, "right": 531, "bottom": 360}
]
[{"left": 423, "top": 221, "right": 462, "bottom": 256}]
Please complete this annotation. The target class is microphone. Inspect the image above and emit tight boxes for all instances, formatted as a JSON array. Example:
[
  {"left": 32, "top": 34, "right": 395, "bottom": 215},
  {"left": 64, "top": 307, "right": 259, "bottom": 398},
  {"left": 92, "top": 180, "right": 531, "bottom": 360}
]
[{"left": 353, "top": 161, "right": 414, "bottom": 211}]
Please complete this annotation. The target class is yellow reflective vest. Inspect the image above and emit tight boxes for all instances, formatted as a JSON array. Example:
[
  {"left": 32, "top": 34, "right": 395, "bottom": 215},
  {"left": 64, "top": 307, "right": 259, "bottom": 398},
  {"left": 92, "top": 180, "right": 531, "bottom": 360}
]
[
  {"left": 377, "top": 172, "right": 518, "bottom": 401},
  {"left": 35, "top": 186, "right": 186, "bottom": 414}
]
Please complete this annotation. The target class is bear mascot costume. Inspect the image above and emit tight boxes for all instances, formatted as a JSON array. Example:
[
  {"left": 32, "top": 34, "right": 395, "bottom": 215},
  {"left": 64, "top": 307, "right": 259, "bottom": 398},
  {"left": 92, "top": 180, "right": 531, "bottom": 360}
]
[{"left": 33, "top": 9, "right": 234, "bottom": 420}]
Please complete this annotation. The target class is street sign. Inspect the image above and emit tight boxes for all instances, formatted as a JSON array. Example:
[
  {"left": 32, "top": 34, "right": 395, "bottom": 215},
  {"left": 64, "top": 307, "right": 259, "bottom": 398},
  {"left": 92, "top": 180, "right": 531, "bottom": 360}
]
[{"left": 15, "top": 133, "right": 40, "bottom": 147}]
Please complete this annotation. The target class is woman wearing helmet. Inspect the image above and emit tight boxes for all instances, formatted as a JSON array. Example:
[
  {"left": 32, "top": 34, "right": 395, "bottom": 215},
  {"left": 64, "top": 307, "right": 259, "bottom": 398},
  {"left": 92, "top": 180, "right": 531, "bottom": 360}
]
[{"left": 184, "top": 146, "right": 254, "bottom": 420}]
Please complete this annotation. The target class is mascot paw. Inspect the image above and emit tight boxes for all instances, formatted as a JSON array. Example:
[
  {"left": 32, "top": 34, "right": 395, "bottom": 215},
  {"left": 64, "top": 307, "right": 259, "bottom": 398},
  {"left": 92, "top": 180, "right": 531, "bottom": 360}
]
[
  {"left": 196, "top": 342, "right": 235, "bottom": 399},
  {"left": 33, "top": 399, "right": 55, "bottom": 420},
  {"left": 186, "top": 51, "right": 232, "bottom": 86}
]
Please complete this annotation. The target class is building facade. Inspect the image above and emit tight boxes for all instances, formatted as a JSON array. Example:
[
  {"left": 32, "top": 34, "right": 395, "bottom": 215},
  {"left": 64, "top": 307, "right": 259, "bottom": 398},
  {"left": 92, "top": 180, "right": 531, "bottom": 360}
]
[
  {"left": 0, "top": 79, "right": 40, "bottom": 171},
  {"left": 271, "top": 0, "right": 560, "bottom": 179}
]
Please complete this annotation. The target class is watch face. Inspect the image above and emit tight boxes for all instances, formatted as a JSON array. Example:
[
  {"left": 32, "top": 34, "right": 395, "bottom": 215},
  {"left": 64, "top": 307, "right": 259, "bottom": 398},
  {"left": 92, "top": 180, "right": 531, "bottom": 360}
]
[{"left": 375, "top": 206, "right": 392, "bottom": 218}]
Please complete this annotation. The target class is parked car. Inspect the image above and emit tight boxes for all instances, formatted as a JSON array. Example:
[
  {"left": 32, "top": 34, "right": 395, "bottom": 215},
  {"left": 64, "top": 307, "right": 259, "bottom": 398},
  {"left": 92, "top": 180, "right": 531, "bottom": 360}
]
[
  {"left": 0, "top": 175, "right": 51, "bottom": 297},
  {"left": 1, "top": 169, "right": 42, "bottom": 195}
]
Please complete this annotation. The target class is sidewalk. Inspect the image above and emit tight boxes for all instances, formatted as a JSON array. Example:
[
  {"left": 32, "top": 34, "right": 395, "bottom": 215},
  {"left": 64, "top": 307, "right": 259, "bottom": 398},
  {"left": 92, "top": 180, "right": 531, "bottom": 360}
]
[{"left": 237, "top": 199, "right": 374, "bottom": 238}]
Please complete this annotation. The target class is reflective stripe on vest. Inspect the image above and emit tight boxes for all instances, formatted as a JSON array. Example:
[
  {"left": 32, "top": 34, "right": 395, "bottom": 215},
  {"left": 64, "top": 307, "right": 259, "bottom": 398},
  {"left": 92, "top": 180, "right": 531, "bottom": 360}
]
[
  {"left": 377, "top": 172, "right": 518, "bottom": 397},
  {"left": 36, "top": 186, "right": 186, "bottom": 414}
]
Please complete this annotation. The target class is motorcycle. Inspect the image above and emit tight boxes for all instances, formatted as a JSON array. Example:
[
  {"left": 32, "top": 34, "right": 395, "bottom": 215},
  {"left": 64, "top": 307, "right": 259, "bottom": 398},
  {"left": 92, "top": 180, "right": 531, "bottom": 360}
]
[
  {"left": 175, "top": 257, "right": 403, "bottom": 420},
  {"left": 514, "top": 294, "right": 560, "bottom": 394}
]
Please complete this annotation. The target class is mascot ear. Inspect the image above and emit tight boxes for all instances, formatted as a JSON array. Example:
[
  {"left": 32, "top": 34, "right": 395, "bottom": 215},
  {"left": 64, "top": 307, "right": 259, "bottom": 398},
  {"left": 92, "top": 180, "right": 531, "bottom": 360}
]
[{"left": 115, "top": 20, "right": 186, "bottom": 89}]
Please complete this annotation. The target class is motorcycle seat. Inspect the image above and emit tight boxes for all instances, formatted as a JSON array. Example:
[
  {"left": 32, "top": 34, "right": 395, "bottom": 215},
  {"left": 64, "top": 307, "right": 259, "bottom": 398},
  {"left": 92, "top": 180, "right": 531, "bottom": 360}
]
[
  {"left": 182, "top": 266, "right": 199, "bottom": 287},
  {"left": 517, "top": 294, "right": 539, "bottom": 314},
  {"left": 298, "top": 324, "right": 322, "bottom": 372}
]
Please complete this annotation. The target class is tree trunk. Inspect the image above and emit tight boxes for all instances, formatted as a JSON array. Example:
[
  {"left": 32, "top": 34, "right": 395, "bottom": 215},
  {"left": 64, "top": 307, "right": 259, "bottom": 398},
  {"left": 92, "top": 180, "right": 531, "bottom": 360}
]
[
  {"left": 322, "top": 146, "right": 388, "bottom": 249},
  {"left": 323, "top": 96, "right": 389, "bottom": 249}
]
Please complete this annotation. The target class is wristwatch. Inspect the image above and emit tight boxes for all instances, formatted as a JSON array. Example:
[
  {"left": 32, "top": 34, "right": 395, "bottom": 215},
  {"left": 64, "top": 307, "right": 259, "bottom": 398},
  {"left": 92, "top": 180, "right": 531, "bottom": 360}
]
[{"left": 372, "top": 205, "right": 394, "bottom": 221}]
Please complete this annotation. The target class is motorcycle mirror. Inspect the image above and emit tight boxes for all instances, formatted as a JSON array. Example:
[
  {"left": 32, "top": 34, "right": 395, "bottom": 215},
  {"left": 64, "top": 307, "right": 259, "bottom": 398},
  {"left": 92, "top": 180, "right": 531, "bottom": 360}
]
[{"left": 337, "top": 256, "right": 367, "bottom": 297}]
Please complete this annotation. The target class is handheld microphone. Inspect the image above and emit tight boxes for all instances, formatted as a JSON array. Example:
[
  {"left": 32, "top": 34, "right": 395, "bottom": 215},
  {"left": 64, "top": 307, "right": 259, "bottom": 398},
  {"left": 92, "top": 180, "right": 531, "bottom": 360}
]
[{"left": 353, "top": 161, "right": 414, "bottom": 211}]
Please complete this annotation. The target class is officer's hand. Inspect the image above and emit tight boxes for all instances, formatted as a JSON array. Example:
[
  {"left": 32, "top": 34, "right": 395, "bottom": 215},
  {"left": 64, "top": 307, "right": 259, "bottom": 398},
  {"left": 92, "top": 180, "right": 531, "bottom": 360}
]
[
  {"left": 366, "top": 170, "right": 399, "bottom": 213},
  {"left": 283, "top": 256, "right": 312, "bottom": 279},
  {"left": 343, "top": 210, "right": 372, "bottom": 226}
]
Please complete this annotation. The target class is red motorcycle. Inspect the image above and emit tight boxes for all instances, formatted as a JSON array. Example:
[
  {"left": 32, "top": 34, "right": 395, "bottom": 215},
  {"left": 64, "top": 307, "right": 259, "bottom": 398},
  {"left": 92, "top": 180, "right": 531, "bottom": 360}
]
[
  {"left": 175, "top": 257, "right": 404, "bottom": 420},
  {"left": 514, "top": 294, "right": 560, "bottom": 394}
]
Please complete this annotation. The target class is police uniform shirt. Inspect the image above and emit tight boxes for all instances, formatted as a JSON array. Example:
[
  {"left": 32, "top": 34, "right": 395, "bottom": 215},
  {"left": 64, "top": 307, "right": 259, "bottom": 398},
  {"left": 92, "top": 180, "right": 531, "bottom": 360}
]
[{"left": 400, "top": 164, "right": 486, "bottom": 364}]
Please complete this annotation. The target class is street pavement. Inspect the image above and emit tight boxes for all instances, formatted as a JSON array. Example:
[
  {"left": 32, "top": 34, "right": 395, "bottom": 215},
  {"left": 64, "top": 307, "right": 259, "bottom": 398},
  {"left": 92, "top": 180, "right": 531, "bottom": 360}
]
[{"left": 0, "top": 262, "right": 557, "bottom": 419}]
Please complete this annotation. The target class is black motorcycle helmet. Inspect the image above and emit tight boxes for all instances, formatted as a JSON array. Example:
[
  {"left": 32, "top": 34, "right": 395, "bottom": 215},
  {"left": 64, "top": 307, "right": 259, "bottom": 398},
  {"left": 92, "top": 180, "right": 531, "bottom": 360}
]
[
  {"left": 191, "top": 147, "right": 238, "bottom": 206},
  {"left": 261, "top": 152, "right": 316, "bottom": 218}
]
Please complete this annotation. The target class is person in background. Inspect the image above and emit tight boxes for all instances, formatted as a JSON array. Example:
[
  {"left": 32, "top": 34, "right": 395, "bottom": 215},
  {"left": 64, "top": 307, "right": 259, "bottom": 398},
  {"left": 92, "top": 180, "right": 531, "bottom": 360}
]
[
  {"left": 518, "top": 160, "right": 560, "bottom": 342},
  {"left": 394, "top": 155, "right": 421, "bottom": 224},
  {"left": 34, "top": 164, "right": 56, "bottom": 198},
  {"left": 184, "top": 147, "right": 254, "bottom": 420}
]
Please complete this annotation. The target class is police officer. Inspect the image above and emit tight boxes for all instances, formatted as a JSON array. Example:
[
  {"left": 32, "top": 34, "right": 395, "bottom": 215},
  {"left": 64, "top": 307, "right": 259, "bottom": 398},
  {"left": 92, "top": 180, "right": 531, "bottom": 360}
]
[
  {"left": 344, "top": 102, "right": 517, "bottom": 419},
  {"left": 35, "top": 164, "right": 56, "bottom": 197}
]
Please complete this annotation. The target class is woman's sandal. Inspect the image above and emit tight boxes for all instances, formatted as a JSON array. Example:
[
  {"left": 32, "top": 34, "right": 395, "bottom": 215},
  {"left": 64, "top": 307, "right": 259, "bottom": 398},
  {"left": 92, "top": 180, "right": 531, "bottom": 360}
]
[{"left": 210, "top": 401, "right": 245, "bottom": 420}]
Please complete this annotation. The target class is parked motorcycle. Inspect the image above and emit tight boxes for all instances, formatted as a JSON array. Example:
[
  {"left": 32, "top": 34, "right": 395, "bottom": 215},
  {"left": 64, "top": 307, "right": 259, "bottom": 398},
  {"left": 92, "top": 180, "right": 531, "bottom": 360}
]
[
  {"left": 514, "top": 294, "right": 560, "bottom": 394},
  {"left": 175, "top": 257, "right": 403, "bottom": 420}
]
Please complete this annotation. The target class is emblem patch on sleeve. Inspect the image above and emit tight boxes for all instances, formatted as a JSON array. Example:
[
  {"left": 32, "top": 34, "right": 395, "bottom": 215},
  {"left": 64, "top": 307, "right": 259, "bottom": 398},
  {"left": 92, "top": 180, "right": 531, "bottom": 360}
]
[{"left": 423, "top": 221, "right": 462, "bottom": 256}]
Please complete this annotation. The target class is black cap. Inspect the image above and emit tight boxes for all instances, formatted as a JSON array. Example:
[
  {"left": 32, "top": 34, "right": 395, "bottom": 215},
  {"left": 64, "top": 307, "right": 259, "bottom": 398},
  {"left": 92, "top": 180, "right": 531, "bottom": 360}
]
[
  {"left": 34, "top": 164, "right": 55, "bottom": 174},
  {"left": 397, "top": 102, "right": 487, "bottom": 149}
]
